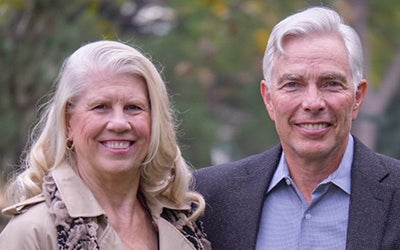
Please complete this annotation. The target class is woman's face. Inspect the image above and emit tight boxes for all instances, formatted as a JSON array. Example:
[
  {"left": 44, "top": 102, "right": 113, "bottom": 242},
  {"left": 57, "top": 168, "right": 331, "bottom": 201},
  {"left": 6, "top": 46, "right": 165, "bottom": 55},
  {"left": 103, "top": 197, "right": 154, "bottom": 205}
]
[{"left": 67, "top": 71, "right": 151, "bottom": 180}]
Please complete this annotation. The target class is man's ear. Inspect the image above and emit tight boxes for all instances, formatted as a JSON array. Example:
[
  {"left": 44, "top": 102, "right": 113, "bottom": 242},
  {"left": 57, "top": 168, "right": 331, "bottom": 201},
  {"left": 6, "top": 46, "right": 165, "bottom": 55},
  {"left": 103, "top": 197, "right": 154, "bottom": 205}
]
[
  {"left": 260, "top": 80, "right": 275, "bottom": 121},
  {"left": 352, "top": 80, "right": 368, "bottom": 120}
]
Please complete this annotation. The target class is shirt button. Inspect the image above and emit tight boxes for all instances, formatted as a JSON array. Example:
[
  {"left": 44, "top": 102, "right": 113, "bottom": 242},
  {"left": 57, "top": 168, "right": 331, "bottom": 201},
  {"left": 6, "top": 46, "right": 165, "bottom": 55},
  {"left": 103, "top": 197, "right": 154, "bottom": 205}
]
[
  {"left": 305, "top": 213, "right": 312, "bottom": 220},
  {"left": 285, "top": 178, "right": 291, "bottom": 185}
]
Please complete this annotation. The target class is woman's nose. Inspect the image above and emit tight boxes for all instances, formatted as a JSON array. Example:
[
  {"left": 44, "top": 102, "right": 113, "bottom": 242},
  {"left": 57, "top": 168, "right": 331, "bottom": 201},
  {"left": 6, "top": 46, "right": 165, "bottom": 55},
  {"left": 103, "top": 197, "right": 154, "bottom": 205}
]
[{"left": 106, "top": 110, "right": 131, "bottom": 132}]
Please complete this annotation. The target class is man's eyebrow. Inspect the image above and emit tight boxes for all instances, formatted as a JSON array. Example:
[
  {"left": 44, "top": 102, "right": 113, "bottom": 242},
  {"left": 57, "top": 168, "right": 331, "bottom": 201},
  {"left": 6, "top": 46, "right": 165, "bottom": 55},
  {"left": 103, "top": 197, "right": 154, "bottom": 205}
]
[
  {"left": 276, "top": 72, "right": 348, "bottom": 85},
  {"left": 319, "top": 73, "right": 347, "bottom": 82},
  {"left": 277, "top": 73, "right": 303, "bottom": 83}
]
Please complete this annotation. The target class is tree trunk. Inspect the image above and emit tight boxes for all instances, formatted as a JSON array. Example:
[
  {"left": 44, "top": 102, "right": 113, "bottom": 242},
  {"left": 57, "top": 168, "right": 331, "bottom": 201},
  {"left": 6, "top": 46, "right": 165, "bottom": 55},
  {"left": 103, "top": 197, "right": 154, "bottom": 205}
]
[{"left": 349, "top": 0, "right": 400, "bottom": 149}]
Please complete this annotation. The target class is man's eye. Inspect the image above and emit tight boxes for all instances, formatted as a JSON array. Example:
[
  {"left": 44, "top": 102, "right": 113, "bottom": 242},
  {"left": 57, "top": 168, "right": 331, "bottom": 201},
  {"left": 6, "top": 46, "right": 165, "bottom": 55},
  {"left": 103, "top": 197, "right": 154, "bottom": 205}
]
[
  {"left": 284, "top": 82, "right": 299, "bottom": 88},
  {"left": 328, "top": 81, "right": 339, "bottom": 86},
  {"left": 325, "top": 81, "right": 343, "bottom": 89}
]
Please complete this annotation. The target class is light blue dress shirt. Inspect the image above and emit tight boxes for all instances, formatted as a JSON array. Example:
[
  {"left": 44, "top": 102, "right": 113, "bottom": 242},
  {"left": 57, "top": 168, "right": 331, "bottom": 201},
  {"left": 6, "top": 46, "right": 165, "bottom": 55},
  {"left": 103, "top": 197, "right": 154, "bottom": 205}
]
[{"left": 256, "top": 136, "right": 354, "bottom": 250}]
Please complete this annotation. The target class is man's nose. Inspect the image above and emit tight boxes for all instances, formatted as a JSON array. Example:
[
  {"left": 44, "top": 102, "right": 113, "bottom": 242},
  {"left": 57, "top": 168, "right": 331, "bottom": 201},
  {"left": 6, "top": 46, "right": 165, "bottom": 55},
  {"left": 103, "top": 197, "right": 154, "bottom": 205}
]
[{"left": 301, "top": 85, "right": 326, "bottom": 113}]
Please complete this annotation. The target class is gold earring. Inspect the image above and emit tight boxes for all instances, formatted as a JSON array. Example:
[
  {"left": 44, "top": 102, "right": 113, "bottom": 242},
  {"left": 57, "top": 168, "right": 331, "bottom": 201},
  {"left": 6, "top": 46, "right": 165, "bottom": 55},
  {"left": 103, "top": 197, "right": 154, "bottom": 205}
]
[{"left": 66, "top": 138, "right": 75, "bottom": 151}]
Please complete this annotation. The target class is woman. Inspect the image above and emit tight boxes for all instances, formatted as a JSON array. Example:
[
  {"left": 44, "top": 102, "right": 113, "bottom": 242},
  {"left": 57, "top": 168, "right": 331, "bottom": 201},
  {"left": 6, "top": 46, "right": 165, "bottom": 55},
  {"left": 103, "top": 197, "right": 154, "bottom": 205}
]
[{"left": 0, "top": 40, "right": 210, "bottom": 250}]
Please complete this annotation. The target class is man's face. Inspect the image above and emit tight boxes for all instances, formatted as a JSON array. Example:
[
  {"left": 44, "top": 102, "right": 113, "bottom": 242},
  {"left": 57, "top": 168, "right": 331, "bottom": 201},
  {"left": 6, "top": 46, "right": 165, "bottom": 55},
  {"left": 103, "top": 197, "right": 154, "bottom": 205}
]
[{"left": 261, "top": 34, "right": 367, "bottom": 161}]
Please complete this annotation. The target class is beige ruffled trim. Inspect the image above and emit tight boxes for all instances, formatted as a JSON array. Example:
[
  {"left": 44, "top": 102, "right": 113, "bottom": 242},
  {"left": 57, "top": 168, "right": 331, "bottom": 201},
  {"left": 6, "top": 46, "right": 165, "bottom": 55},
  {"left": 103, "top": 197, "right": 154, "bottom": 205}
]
[
  {"left": 43, "top": 173, "right": 99, "bottom": 250},
  {"left": 43, "top": 171, "right": 210, "bottom": 250},
  {"left": 161, "top": 205, "right": 211, "bottom": 250}
]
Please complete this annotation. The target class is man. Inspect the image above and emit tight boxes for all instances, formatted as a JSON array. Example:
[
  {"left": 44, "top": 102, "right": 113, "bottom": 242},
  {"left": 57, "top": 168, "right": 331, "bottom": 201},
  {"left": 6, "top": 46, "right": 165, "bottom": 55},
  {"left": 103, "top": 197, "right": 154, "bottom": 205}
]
[{"left": 195, "top": 6, "right": 400, "bottom": 250}]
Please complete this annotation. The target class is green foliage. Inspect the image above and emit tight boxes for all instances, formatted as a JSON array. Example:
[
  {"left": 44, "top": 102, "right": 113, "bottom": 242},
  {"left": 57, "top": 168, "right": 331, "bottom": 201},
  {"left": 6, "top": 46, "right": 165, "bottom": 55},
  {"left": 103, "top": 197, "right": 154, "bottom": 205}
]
[
  {"left": 368, "top": 0, "right": 400, "bottom": 87},
  {"left": 0, "top": 0, "right": 124, "bottom": 175},
  {"left": 376, "top": 86, "right": 400, "bottom": 157}
]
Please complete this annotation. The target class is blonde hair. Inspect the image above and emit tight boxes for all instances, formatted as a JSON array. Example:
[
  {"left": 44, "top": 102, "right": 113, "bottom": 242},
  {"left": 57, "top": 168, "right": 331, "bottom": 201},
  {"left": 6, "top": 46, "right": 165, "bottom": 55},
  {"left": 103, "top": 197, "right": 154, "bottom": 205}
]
[{"left": 6, "top": 40, "right": 205, "bottom": 220}]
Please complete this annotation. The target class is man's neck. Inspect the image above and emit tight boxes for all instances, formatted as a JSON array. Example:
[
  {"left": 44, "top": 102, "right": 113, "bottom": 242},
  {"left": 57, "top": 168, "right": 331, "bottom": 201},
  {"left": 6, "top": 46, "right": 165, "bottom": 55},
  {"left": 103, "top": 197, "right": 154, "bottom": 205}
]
[{"left": 284, "top": 149, "right": 345, "bottom": 204}]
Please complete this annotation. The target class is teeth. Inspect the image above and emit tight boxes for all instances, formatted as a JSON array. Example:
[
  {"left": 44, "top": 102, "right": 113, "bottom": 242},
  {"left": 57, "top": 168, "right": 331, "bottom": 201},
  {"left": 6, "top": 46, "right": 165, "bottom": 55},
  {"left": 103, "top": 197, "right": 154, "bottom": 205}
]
[
  {"left": 300, "top": 124, "right": 327, "bottom": 130},
  {"left": 104, "top": 141, "right": 130, "bottom": 149}
]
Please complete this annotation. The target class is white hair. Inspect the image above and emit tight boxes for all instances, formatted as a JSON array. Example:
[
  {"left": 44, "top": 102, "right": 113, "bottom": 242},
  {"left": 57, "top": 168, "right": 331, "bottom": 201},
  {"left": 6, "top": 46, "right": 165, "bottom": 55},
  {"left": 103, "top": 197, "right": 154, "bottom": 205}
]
[{"left": 263, "top": 6, "right": 364, "bottom": 88}]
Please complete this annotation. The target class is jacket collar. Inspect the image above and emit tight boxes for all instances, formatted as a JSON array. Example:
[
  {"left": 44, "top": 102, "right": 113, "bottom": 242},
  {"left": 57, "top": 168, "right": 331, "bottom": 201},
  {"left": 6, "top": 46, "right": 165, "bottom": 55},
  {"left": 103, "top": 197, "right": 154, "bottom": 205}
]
[
  {"left": 156, "top": 216, "right": 197, "bottom": 250},
  {"left": 3, "top": 163, "right": 190, "bottom": 219},
  {"left": 53, "top": 163, "right": 191, "bottom": 218},
  {"left": 52, "top": 163, "right": 105, "bottom": 218},
  {"left": 197, "top": 145, "right": 282, "bottom": 250},
  {"left": 54, "top": 164, "right": 197, "bottom": 250},
  {"left": 1, "top": 164, "right": 107, "bottom": 217},
  {"left": 3, "top": 164, "right": 200, "bottom": 250},
  {"left": 346, "top": 137, "right": 394, "bottom": 249}
]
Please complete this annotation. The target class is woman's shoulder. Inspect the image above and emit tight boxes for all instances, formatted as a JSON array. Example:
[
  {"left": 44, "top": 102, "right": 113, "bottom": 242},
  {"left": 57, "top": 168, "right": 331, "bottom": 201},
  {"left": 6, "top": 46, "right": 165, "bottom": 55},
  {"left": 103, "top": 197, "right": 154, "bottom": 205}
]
[
  {"left": 0, "top": 194, "right": 57, "bottom": 249},
  {"left": 1, "top": 194, "right": 54, "bottom": 231},
  {"left": 2, "top": 194, "right": 46, "bottom": 216}
]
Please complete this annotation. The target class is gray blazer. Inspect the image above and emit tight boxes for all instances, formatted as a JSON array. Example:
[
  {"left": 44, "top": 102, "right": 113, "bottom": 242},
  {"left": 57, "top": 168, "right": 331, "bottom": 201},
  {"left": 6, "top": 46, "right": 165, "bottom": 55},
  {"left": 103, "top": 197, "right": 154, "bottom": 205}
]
[{"left": 194, "top": 137, "right": 400, "bottom": 250}]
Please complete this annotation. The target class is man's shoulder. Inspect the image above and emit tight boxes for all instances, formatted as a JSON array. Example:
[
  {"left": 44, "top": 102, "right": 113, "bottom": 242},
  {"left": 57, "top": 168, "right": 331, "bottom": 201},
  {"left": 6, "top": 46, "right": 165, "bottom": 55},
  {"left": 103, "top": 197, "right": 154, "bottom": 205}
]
[
  {"left": 375, "top": 153, "right": 400, "bottom": 183},
  {"left": 194, "top": 145, "right": 282, "bottom": 193},
  {"left": 376, "top": 153, "right": 400, "bottom": 167},
  {"left": 196, "top": 152, "right": 263, "bottom": 175},
  {"left": 353, "top": 137, "right": 400, "bottom": 185},
  {"left": 196, "top": 145, "right": 281, "bottom": 177}
]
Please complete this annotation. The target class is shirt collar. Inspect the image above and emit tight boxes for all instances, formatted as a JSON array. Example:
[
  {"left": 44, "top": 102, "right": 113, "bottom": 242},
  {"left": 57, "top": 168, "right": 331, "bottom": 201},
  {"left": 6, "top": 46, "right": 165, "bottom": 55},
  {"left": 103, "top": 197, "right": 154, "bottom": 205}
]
[{"left": 267, "top": 135, "right": 354, "bottom": 194}]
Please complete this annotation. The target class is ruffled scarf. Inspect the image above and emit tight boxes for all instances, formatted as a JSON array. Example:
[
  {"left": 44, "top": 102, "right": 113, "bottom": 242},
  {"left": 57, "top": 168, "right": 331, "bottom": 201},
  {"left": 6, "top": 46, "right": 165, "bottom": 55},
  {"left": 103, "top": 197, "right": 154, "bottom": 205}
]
[
  {"left": 42, "top": 173, "right": 211, "bottom": 250},
  {"left": 42, "top": 174, "right": 99, "bottom": 249}
]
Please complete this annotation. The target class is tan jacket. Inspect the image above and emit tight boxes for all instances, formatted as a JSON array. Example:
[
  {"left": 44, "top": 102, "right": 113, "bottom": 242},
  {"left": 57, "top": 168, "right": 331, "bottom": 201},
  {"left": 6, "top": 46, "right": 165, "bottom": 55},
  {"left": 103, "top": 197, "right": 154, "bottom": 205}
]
[{"left": 0, "top": 164, "right": 200, "bottom": 250}]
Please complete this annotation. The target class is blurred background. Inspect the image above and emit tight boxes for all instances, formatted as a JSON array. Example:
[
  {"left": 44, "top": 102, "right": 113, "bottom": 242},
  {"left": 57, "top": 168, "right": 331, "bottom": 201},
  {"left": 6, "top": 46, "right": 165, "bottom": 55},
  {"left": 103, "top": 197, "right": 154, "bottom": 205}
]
[{"left": 1, "top": 0, "right": 399, "bottom": 230}]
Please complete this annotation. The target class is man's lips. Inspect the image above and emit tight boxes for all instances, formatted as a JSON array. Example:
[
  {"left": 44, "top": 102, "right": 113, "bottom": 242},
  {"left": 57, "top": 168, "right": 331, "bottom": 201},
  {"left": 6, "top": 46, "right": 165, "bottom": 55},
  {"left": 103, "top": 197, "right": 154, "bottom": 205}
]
[{"left": 297, "top": 123, "right": 330, "bottom": 130}]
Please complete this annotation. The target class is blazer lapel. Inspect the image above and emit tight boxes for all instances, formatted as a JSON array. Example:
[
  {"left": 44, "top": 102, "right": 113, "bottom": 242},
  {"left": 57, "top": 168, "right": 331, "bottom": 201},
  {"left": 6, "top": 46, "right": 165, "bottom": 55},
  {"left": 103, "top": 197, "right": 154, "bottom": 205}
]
[
  {"left": 223, "top": 146, "right": 282, "bottom": 249},
  {"left": 346, "top": 139, "right": 394, "bottom": 249},
  {"left": 195, "top": 146, "right": 282, "bottom": 250}
]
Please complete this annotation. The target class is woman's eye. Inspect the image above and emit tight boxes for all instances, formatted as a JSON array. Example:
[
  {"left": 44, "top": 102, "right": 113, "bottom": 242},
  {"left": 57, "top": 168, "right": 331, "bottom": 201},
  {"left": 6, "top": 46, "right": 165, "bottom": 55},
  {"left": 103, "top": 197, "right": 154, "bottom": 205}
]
[
  {"left": 93, "top": 104, "right": 106, "bottom": 110},
  {"left": 127, "top": 105, "right": 141, "bottom": 111}
]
